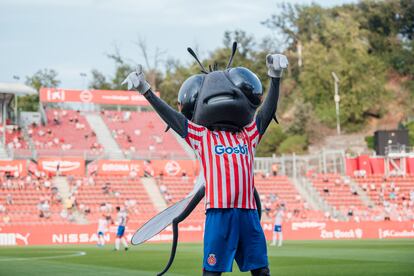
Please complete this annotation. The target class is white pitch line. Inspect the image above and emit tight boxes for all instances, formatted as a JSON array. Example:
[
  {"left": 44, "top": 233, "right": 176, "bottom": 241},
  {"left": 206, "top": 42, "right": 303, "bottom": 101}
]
[{"left": 0, "top": 251, "right": 86, "bottom": 262}]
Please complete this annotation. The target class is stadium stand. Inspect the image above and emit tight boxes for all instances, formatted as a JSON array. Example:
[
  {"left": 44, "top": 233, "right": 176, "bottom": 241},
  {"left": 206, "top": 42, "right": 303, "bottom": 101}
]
[
  {"left": 157, "top": 174, "right": 327, "bottom": 222},
  {"left": 255, "top": 175, "right": 326, "bottom": 221},
  {"left": 0, "top": 173, "right": 67, "bottom": 225},
  {"left": 156, "top": 175, "right": 205, "bottom": 221},
  {"left": 352, "top": 175, "right": 414, "bottom": 221},
  {"left": 28, "top": 109, "right": 103, "bottom": 155},
  {"left": 1, "top": 171, "right": 413, "bottom": 227},
  {"left": 101, "top": 110, "right": 188, "bottom": 158},
  {"left": 1, "top": 125, "right": 27, "bottom": 150},
  {"left": 308, "top": 173, "right": 369, "bottom": 220},
  {"left": 72, "top": 176, "right": 157, "bottom": 224}
]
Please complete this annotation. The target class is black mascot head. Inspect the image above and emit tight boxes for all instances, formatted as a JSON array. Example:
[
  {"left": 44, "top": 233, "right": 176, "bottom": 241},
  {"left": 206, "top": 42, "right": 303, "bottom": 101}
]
[{"left": 178, "top": 42, "right": 263, "bottom": 132}]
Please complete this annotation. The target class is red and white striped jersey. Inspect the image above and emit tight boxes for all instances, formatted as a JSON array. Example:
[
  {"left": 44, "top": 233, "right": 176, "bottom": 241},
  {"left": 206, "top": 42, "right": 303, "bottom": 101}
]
[{"left": 185, "top": 120, "right": 261, "bottom": 209}]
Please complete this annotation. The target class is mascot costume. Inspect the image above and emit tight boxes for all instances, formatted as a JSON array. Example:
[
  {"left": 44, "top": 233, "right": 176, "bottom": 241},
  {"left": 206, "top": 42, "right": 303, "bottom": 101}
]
[{"left": 123, "top": 42, "right": 288, "bottom": 276}]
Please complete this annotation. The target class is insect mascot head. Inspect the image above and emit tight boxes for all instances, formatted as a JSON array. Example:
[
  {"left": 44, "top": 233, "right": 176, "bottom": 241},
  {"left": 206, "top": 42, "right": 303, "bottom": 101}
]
[{"left": 178, "top": 42, "right": 263, "bottom": 132}]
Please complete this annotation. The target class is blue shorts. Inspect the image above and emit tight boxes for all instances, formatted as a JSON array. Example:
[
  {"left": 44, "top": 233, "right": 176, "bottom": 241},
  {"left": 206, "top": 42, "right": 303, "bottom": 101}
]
[
  {"left": 203, "top": 209, "right": 268, "bottom": 272},
  {"left": 98, "top": 231, "right": 104, "bottom": 236},
  {"left": 116, "top": 226, "right": 125, "bottom": 237},
  {"left": 274, "top": 225, "right": 282, "bottom": 232}
]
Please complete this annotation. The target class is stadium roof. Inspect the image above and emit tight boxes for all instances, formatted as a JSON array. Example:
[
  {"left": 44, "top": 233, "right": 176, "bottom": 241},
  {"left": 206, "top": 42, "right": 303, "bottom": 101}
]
[{"left": 0, "top": 82, "right": 37, "bottom": 96}]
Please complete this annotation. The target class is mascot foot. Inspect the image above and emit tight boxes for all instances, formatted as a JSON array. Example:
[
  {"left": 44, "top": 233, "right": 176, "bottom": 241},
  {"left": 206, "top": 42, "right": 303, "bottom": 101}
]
[{"left": 251, "top": 267, "right": 270, "bottom": 276}]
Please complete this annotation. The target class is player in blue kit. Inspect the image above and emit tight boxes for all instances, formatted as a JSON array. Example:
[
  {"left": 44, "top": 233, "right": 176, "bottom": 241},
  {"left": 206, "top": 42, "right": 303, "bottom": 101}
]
[{"left": 114, "top": 206, "right": 129, "bottom": 251}]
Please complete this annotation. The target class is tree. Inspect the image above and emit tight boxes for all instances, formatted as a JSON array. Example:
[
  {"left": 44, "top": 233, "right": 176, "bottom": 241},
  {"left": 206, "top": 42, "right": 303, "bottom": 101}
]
[
  {"left": 256, "top": 124, "right": 287, "bottom": 156},
  {"left": 89, "top": 49, "right": 134, "bottom": 91},
  {"left": 277, "top": 135, "right": 308, "bottom": 154},
  {"left": 89, "top": 69, "right": 112, "bottom": 90},
  {"left": 265, "top": 4, "right": 389, "bottom": 131},
  {"left": 134, "top": 38, "right": 165, "bottom": 91},
  {"left": 21, "top": 69, "right": 61, "bottom": 111}
]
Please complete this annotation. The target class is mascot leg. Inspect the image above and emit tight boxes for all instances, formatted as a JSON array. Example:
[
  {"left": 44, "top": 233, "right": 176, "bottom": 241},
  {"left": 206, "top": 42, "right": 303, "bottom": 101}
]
[
  {"left": 251, "top": 266, "right": 271, "bottom": 276},
  {"left": 203, "top": 270, "right": 222, "bottom": 276}
]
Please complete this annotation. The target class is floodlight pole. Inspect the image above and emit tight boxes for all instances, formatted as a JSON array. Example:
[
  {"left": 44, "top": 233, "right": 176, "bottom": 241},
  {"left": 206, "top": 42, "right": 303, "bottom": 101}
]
[
  {"left": 80, "top": 72, "right": 87, "bottom": 89},
  {"left": 331, "top": 72, "right": 340, "bottom": 135}
]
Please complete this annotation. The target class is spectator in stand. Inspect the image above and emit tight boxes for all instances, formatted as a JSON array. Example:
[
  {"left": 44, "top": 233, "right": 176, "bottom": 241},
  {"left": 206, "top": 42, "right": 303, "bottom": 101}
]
[
  {"left": 2, "top": 212, "right": 11, "bottom": 224},
  {"left": 75, "top": 122, "right": 85, "bottom": 130},
  {"left": 123, "top": 111, "right": 131, "bottom": 122},
  {"left": 0, "top": 203, "right": 6, "bottom": 213},
  {"left": 87, "top": 176, "right": 95, "bottom": 186},
  {"left": 347, "top": 208, "right": 354, "bottom": 217},
  {"left": 38, "top": 200, "right": 51, "bottom": 219},
  {"left": 334, "top": 178, "right": 341, "bottom": 187},
  {"left": 143, "top": 160, "right": 154, "bottom": 177},
  {"left": 181, "top": 171, "right": 189, "bottom": 182},
  {"left": 362, "top": 183, "right": 368, "bottom": 191},
  {"left": 129, "top": 168, "right": 138, "bottom": 179},
  {"left": 410, "top": 190, "right": 414, "bottom": 206},
  {"left": 53, "top": 116, "right": 60, "bottom": 125},
  {"left": 159, "top": 184, "right": 167, "bottom": 194},
  {"left": 6, "top": 194, "right": 13, "bottom": 205},
  {"left": 323, "top": 186, "right": 330, "bottom": 195},
  {"left": 18, "top": 178, "right": 25, "bottom": 190},
  {"left": 43, "top": 178, "right": 52, "bottom": 189},
  {"left": 102, "top": 182, "right": 111, "bottom": 195},
  {"left": 153, "top": 135, "right": 162, "bottom": 144},
  {"left": 164, "top": 192, "right": 173, "bottom": 203},
  {"left": 351, "top": 186, "right": 358, "bottom": 196},
  {"left": 271, "top": 163, "right": 278, "bottom": 176},
  {"left": 389, "top": 189, "right": 397, "bottom": 201},
  {"left": 269, "top": 193, "right": 277, "bottom": 203},
  {"left": 124, "top": 198, "right": 138, "bottom": 214}
]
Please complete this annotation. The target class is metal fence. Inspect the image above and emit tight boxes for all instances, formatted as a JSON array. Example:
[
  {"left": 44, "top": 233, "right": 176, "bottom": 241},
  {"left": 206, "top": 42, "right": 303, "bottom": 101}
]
[{"left": 255, "top": 149, "right": 346, "bottom": 178}]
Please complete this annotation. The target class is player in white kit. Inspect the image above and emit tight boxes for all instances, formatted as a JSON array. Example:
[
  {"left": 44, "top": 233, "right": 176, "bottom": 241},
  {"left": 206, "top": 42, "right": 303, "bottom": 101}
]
[
  {"left": 97, "top": 214, "right": 109, "bottom": 247},
  {"left": 114, "top": 206, "right": 129, "bottom": 251},
  {"left": 271, "top": 206, "right": 284, "bottom": 247}
]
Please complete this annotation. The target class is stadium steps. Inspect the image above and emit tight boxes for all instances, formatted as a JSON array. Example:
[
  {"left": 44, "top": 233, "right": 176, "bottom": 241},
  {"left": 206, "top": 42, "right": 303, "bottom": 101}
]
[
  {"left": 171, "top": 131, "right": 196, "bottom": 159},
  {"left": 291, "top": 177, "right": 321, "bottom": 210},
  {"left": 84, "top": 113, "right": 124, "bottom": 159},
  {"left": 53, "top": 176, "right": 88, "bottom": 224},
  {"left": 299, "top": 177, "right": 346, "bottom": 220},
  {"left": 343, "top": 176, "right": 376, "bottom": 208},
  {"left": 141, "top": 177, "right": 167, "bottom": 212},
  {"left": 0, "top": 142, "right": 9, "bottom": 159},
  {"left": 21, "top": 127, "right": 36, "bottom": 153}
]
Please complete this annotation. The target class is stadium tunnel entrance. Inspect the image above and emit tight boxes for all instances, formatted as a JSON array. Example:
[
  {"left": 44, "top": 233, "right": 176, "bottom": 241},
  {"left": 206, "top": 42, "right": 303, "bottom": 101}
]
[{"left": 0, "top": 82, "right": 37, "bottom": 156}]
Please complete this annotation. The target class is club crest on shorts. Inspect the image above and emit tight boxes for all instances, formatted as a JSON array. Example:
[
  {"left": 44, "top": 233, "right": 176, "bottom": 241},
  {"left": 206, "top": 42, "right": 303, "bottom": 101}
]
[{"left": 207, "top": 254, "right": 217, "bottom": 266}]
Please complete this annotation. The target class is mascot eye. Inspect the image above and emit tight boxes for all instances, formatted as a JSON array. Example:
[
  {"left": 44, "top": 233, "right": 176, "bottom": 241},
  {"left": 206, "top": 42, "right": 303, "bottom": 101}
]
[
  {"left": 228, "top": 67, "right": 263, "bottom": 105},
  {"left": 228, "top": 67, "right": 262, "bottom": 94},
  {"left": 178, "top": 75, "right": 204, "bottom": 119}
]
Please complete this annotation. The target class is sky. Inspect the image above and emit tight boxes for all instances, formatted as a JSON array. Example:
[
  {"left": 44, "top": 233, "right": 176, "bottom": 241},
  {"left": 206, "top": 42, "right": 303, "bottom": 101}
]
[{"left": 0, "top": 0, "right": 355, "bottom": 89}]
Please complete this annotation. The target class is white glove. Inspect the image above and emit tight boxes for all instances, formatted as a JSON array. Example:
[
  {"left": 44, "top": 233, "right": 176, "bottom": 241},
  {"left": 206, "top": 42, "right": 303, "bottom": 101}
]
[
  {"left": 121, "top": 65, "right": 151, "bottom": 94},
  {"left": 266, "top": 54, "right": 288, "bottom": 78}
]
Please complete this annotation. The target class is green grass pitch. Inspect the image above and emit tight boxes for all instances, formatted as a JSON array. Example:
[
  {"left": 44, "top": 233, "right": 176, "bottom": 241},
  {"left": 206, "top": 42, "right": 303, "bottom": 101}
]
[{"left": 0, "top": 240, "right": 413, "bottom": 275}]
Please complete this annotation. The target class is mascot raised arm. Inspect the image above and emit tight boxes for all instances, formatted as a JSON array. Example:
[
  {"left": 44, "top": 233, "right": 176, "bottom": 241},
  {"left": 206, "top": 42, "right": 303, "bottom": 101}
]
[{"left": 123, "top": 42, "right": 288, "bottom": 276}]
